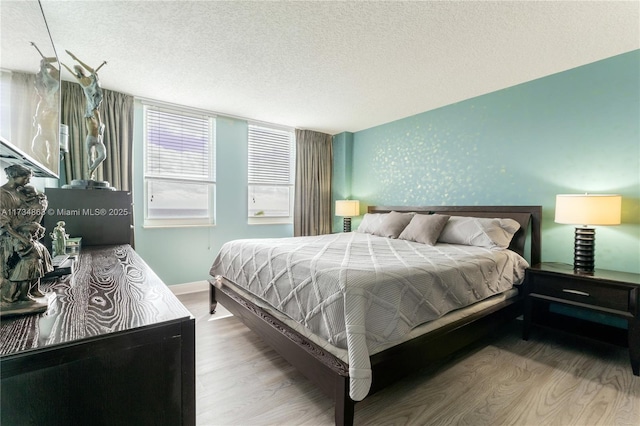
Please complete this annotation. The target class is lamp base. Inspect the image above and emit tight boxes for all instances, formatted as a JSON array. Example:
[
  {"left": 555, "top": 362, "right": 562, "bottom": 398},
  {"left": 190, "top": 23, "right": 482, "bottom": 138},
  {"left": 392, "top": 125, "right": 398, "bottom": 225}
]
[
  {"left": 343, "top": 217, "right": 352, "bottom": 233},
  {"left": 573, "top": 227, "right": 595, "bottom": 274}
]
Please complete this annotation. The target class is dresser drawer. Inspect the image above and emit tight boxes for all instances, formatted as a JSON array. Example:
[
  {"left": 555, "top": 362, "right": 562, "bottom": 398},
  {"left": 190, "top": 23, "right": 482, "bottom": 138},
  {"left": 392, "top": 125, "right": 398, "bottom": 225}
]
[{"left": 529, "top": 274, "right": 632, "bottom": 313}]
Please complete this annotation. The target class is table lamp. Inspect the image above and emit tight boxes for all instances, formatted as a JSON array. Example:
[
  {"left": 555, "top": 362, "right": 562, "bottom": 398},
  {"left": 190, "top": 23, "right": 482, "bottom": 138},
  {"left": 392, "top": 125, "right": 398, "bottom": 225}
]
[
  {"left": 335, "top": 200, "right": 360, "bottom": 232},
  {"left": 555, "top": 194, "right": 621, "bottom": 273}
]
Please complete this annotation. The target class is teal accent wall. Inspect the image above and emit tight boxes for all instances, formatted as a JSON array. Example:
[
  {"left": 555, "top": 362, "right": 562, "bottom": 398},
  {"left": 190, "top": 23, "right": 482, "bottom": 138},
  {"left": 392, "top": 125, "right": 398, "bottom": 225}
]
[
  {"left": 342, "top": 51, "right": 640, "bottom": 273},
  {"left": 133, "top": 106, "right": 293, "bottom": 285}
]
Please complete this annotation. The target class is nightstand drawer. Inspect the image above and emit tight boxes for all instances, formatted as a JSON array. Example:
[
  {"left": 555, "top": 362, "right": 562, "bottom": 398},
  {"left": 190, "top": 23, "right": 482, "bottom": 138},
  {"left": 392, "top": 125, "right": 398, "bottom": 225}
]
[{"left": 530, "top": 275, "right": 631, "bottom": 313}]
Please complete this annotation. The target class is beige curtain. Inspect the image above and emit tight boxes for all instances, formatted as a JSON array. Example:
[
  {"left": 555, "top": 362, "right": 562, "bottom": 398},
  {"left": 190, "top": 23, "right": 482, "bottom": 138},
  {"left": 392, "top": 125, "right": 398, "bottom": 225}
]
[
  {"left": 61, "top": 81, "right": 133, "bottom": 190},
  {"left": 294, "top": 129, "right": 333, "bottom": 236}
]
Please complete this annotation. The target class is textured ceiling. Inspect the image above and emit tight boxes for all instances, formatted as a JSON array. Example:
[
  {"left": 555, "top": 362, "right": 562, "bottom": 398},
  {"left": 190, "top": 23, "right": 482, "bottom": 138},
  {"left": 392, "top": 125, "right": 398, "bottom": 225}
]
[{"left": 2, "top": 1, "right": 639, "bottom": 134}]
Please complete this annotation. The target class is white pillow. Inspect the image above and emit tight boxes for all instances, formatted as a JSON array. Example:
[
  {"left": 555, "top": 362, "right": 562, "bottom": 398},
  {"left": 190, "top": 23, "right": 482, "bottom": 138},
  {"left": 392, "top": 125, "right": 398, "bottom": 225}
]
[
  {"left": 438, "top": 216, "right": 520, "bottom": 249},
  {"left": 356, "top": 213, "right": 388, "bottom": 234}
]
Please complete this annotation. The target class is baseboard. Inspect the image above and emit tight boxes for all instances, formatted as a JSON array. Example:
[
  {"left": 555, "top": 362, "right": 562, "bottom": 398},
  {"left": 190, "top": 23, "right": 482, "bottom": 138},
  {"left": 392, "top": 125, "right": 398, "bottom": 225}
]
[{"left": 169, "top": 280, "right": 209, "bottom": 295}]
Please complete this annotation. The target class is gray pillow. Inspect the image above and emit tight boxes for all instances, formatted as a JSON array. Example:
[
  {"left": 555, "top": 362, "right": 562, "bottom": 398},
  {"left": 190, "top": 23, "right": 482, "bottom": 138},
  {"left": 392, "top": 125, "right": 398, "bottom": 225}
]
[
  {"left": 372, "top": 211, "right": 415, "bottom": 238},
  {"left": 438, "top": 216, "right": 521, "bottom": 249},
  {"left": 398, "top": 214, "right": 451, "bottom": 245}
]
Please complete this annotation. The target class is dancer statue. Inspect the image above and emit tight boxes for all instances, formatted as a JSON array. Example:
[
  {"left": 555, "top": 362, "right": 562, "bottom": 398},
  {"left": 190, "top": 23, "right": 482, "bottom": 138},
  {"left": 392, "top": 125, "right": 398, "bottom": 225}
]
[
  {"left": 30, "top": 42, "right": 60, "bottom": 168},
  {"left": 62, "top": 51, "right": 107, "bottom": 180}
]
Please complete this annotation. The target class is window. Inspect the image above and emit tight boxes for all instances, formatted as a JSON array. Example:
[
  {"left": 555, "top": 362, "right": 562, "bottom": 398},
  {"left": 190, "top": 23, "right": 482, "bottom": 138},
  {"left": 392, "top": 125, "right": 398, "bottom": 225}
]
[
  {"left": 143, "top": 103, "right": 215, "bottom": 226},
  {"left": 248, "top": 124, "right": 295, "bottom": 224}
]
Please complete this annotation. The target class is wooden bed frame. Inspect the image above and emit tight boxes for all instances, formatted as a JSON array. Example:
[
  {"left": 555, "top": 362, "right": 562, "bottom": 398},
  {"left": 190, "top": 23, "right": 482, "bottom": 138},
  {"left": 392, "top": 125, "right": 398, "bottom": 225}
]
[{"left": 209, "top": 205, "right": 542, "bottom": 425}]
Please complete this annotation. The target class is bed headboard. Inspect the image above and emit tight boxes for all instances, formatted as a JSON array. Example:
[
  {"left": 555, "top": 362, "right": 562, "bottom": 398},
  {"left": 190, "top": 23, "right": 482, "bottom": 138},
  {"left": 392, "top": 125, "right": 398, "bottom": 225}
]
[{"left": 368, "top": 205, "right": 542, "bottom": 265}]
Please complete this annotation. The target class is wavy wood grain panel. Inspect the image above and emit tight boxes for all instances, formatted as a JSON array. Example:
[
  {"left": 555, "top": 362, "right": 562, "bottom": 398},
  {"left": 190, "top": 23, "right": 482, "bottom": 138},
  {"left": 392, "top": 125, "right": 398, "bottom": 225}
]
[{"left": 0, "top": 245, "right": 191, "bottom": 356}]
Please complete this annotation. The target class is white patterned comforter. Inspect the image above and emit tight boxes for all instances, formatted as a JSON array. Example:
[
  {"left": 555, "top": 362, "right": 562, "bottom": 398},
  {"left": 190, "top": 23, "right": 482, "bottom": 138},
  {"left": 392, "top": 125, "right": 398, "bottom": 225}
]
[{"left": 209, "top": 232, "right": 528, "bottom": 401}]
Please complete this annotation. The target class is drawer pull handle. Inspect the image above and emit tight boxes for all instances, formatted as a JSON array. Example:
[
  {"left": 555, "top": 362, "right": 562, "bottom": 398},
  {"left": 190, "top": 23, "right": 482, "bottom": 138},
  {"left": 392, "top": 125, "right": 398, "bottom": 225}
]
[{"left": 562, "top": 289, "right": 590, "bottom": 297}]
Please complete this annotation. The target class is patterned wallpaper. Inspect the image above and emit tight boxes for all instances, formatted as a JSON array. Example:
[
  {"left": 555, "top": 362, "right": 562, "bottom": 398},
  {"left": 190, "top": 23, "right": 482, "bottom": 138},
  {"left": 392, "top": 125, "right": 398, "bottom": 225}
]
[{"left": 340, "top": 50, "right": 640, "bottom": 273}]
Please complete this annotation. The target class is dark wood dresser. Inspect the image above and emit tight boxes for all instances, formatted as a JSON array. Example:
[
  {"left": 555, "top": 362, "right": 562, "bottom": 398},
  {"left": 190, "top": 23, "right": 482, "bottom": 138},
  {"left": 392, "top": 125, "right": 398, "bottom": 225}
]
[{"left": 0, "top": 245, "right": 195, "bottom": 425}]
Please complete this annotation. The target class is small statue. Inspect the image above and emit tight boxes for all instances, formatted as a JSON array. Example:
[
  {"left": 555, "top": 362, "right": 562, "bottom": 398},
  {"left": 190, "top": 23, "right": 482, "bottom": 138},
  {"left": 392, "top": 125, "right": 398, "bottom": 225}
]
[
  {"left": 51, "top": 221, "right": 69, "bottom": 257},
  {"left": 6, "top": 223, "right": 53, "bottom": 302}
]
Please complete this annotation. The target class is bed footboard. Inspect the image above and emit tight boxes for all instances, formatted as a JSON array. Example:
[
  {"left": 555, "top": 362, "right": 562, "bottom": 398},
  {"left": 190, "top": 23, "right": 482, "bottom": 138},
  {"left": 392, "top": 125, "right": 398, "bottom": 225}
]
[
  {"left": 209, "top": 276, "right": 522, "bottom": 425},
  {"left": 209, "top": 277, "right": 355, "bottom": 426},
  {"left": 209, "top": 285, "right": 218, "bottom": 314}
]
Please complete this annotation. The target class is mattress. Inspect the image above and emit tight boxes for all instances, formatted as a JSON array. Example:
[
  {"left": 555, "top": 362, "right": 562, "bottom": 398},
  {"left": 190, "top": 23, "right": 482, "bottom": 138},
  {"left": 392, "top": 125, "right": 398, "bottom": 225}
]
[
  {"left": 210, "top": 232, "right": 528, "bottom": 400},
  {"left": 214, "top": 277, "right": 519, "bottom": 363}
]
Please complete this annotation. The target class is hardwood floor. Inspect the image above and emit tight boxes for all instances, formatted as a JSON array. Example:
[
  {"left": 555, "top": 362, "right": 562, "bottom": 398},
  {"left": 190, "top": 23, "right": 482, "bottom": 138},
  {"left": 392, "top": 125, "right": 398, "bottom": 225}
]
[{"left": 178, "top": 291, "right": 640, "bottom": 426}]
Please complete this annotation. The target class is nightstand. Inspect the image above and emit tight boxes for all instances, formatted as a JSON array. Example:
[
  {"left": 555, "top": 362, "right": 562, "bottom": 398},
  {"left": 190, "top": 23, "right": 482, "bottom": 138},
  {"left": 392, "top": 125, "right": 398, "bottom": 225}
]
[{"left": 523, "top": 262, "right": 639, "bottom": 376}]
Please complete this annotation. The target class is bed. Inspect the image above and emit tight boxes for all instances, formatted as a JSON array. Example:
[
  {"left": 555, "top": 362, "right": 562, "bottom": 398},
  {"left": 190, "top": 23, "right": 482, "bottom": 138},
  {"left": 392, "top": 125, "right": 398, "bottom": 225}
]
[{"left": 208, "top": 205, "right": 541, "bottom": 425}]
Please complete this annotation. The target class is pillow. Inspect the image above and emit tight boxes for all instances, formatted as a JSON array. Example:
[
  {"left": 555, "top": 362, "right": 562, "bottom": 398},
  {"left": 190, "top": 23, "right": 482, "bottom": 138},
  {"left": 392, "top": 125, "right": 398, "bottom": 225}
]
[
  {"left": 372, "top": 211, "right": 415, "bottom": 239},
  {"left": 355, "top": 213, "right": 388, "bottom": 234},
  {"left": 438, "top": 216, "right": 521, "bottom": 249},
  {"left": 398, "top": 214, "right": 451, "bottom": 245}
]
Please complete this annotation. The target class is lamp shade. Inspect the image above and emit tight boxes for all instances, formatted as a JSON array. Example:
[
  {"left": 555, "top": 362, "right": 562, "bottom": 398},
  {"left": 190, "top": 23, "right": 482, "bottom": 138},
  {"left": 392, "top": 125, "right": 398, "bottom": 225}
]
[
  {"left": 335, "top": 200, "right": 360, "bottom": 217},
  {"left": 555, "top": 194, "right": 621, "bottom": 226}
]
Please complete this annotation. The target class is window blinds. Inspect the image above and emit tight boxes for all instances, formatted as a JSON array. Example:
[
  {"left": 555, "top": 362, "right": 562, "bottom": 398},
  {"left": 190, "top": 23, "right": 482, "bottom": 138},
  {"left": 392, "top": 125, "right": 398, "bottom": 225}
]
[
  {"left": 145, "top": 106, "right": 214, "bottom": 181},
  {"left": 248, "top": 124, "right": 294, "bottom": 185}
]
